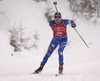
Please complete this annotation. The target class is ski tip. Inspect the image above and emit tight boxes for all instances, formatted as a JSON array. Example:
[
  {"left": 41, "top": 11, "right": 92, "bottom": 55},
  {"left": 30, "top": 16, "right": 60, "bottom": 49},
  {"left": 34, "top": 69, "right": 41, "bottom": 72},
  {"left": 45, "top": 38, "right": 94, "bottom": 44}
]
[
  {"left": 32, "top": 71, "right": 40, "bottom": 74},
  {"left": 88, "top": 47, "right": 90, "bottom": 49},
  {"left": 32, "top": 72, "right": 36, "bottom": 74}
]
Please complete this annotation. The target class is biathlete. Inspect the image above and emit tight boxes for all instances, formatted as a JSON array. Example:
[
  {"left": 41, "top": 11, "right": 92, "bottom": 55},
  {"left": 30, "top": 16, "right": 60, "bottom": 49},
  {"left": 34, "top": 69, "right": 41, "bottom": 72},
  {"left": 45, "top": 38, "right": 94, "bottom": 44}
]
[{"left": 34, "top": 12, "right": 76, "bottom": 74}]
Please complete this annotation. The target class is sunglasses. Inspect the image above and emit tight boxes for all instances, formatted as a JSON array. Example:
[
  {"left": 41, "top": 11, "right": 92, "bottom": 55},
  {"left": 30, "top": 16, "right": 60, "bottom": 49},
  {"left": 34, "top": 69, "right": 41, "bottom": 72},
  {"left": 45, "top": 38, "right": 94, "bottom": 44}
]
[{"left": 55, "top": 18, "right": 61, "bottom": 21}]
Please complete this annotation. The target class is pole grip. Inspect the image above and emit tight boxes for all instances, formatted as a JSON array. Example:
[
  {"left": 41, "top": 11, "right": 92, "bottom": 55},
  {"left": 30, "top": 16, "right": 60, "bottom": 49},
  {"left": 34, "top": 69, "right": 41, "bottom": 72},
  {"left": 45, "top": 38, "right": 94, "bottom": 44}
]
[{"left": 53, "top": 2, "right": 57, "bottom": 5}]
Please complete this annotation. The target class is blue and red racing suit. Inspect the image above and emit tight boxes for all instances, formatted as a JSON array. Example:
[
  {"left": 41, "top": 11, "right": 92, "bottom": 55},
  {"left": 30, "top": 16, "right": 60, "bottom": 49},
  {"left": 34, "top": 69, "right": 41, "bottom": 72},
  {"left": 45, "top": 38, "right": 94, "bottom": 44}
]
[{"left": 42, "top": 19, "right": 75, "bottom": 64}]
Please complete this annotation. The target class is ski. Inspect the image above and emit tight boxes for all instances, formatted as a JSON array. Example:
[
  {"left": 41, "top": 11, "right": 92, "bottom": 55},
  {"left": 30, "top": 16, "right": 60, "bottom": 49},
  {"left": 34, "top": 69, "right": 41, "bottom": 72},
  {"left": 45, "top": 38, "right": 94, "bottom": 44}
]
[
  {"left": 32, "top": 71, "right": 40, "bottom": 74},
  {"left": 31, "top": 72, "right": 64, "bottom": 76},
  {"left": 32, "top": 72, "right": 36, "bottom": 74}
]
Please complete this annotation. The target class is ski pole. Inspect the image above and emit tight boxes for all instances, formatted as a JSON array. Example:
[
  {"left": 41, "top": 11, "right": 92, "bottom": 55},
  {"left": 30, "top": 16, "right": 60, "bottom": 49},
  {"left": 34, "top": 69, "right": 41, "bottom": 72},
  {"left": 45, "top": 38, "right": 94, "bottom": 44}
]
[
  {"left": 53, "top": 2, "right": 58, "bottom": 12},
  {"left": 74, "top": 28, "right": 90, "bottom": 49}
]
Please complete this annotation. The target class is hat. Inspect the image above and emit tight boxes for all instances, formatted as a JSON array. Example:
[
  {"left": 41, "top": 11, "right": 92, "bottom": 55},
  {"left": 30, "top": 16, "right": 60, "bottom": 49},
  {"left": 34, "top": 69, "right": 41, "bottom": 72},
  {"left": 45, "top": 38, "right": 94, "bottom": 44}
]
[{"left": 54, "top": 12, "right": 61, "bottom": 19}]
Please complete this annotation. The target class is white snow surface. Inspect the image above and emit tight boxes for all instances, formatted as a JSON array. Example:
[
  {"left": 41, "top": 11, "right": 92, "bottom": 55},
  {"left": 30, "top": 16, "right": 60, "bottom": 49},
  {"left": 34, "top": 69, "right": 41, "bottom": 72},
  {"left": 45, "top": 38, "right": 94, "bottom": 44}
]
[{"left": 0, "top": 0, "right": 100, "bottom": 81}]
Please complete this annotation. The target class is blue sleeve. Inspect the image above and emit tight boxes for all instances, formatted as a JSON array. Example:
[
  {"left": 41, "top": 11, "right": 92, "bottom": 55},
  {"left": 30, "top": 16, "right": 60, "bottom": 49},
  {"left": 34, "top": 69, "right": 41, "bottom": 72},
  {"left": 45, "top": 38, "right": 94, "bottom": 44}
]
[
  {"left": 64, "top": 19, "right": 70, "bottom": 25},
  {"left": 64, "top": 19, "right": 75, "bottom": 25},
  {"left": 70, "top": 20, "right": 75, "bottom": 25},
  {"left": 49, "top": 20, "right": 54, "bottom": 29}
]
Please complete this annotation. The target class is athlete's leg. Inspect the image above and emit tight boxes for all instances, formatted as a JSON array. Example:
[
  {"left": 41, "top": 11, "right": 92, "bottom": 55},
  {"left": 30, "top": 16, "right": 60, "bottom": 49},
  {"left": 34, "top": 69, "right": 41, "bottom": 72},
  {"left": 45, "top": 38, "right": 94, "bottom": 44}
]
[
  {"left": 58, "top": 36, "right": 67, "bottom": 63},
  {"left": 42, "top": 37, "right": 59, "bottom": 64},
  {"left": 58, "top": 36, "right": 67, "bottom": 74}
]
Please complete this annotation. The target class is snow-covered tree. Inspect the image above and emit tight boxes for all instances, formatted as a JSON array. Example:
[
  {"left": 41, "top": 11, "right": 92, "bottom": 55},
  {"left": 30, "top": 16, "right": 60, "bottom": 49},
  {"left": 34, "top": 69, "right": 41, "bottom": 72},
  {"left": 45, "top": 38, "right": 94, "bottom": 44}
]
[
  {"left": 8, "top": 26, "right": 39, "bottom": 52},
  {"left": 68, "top": 0, "right": 99, "bottom": 20}
]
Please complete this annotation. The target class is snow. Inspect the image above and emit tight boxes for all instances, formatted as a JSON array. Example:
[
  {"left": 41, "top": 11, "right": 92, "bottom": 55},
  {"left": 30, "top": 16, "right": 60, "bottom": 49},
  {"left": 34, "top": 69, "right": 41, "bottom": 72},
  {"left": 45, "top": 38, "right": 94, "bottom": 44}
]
[{"left": 0, "top": 0, "right": 100, "bottom": 81}]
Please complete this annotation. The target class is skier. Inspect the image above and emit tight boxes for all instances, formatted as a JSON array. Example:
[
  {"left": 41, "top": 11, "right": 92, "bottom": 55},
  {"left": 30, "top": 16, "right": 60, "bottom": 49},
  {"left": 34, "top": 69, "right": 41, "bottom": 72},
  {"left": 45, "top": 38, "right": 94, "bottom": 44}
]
[{"left": 34, "top": 12, "right": 76, "bottom": 74}]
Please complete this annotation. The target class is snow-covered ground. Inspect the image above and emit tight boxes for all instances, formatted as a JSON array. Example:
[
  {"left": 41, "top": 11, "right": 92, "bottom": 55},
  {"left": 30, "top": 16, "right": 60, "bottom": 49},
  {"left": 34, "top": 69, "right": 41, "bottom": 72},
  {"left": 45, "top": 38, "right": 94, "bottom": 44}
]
[{"left": 0, "top": 0, "right": 100, "bottom": 81}]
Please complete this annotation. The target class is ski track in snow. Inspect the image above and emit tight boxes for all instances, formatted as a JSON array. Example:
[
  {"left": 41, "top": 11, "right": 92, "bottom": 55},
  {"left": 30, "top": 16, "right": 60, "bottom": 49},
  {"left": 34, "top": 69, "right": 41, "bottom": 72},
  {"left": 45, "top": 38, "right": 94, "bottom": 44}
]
[{"left": 1, "top": 72, "right": 100, "bottom": 81}]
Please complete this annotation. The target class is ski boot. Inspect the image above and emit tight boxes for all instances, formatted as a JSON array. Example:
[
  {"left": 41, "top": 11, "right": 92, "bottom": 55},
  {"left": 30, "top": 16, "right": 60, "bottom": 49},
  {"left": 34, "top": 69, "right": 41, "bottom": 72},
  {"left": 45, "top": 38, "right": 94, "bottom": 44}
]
[
  {"left": 33, "top": 62, "right": 45, "bottom": 74},
  {"left": 59, "top": 63, "right": 63, "bottom": 74}
]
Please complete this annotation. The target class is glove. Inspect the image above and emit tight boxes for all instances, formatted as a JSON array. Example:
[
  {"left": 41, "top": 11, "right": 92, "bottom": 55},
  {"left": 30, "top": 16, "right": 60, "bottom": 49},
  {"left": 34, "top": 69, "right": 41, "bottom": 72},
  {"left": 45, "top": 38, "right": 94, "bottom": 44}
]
[
  {"left": 71, "top": 24, "right": 76, "bottom": 28},
  {"left": 71, "top": 20, "right": 76, "bottom": 28}
]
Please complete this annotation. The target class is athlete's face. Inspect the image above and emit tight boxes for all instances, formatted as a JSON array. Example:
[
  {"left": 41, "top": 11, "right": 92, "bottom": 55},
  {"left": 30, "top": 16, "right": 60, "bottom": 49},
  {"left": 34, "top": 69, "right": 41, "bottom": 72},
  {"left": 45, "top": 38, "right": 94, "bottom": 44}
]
[{"left": 55, "top": 18, "right": 61, "bottom": 24}]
